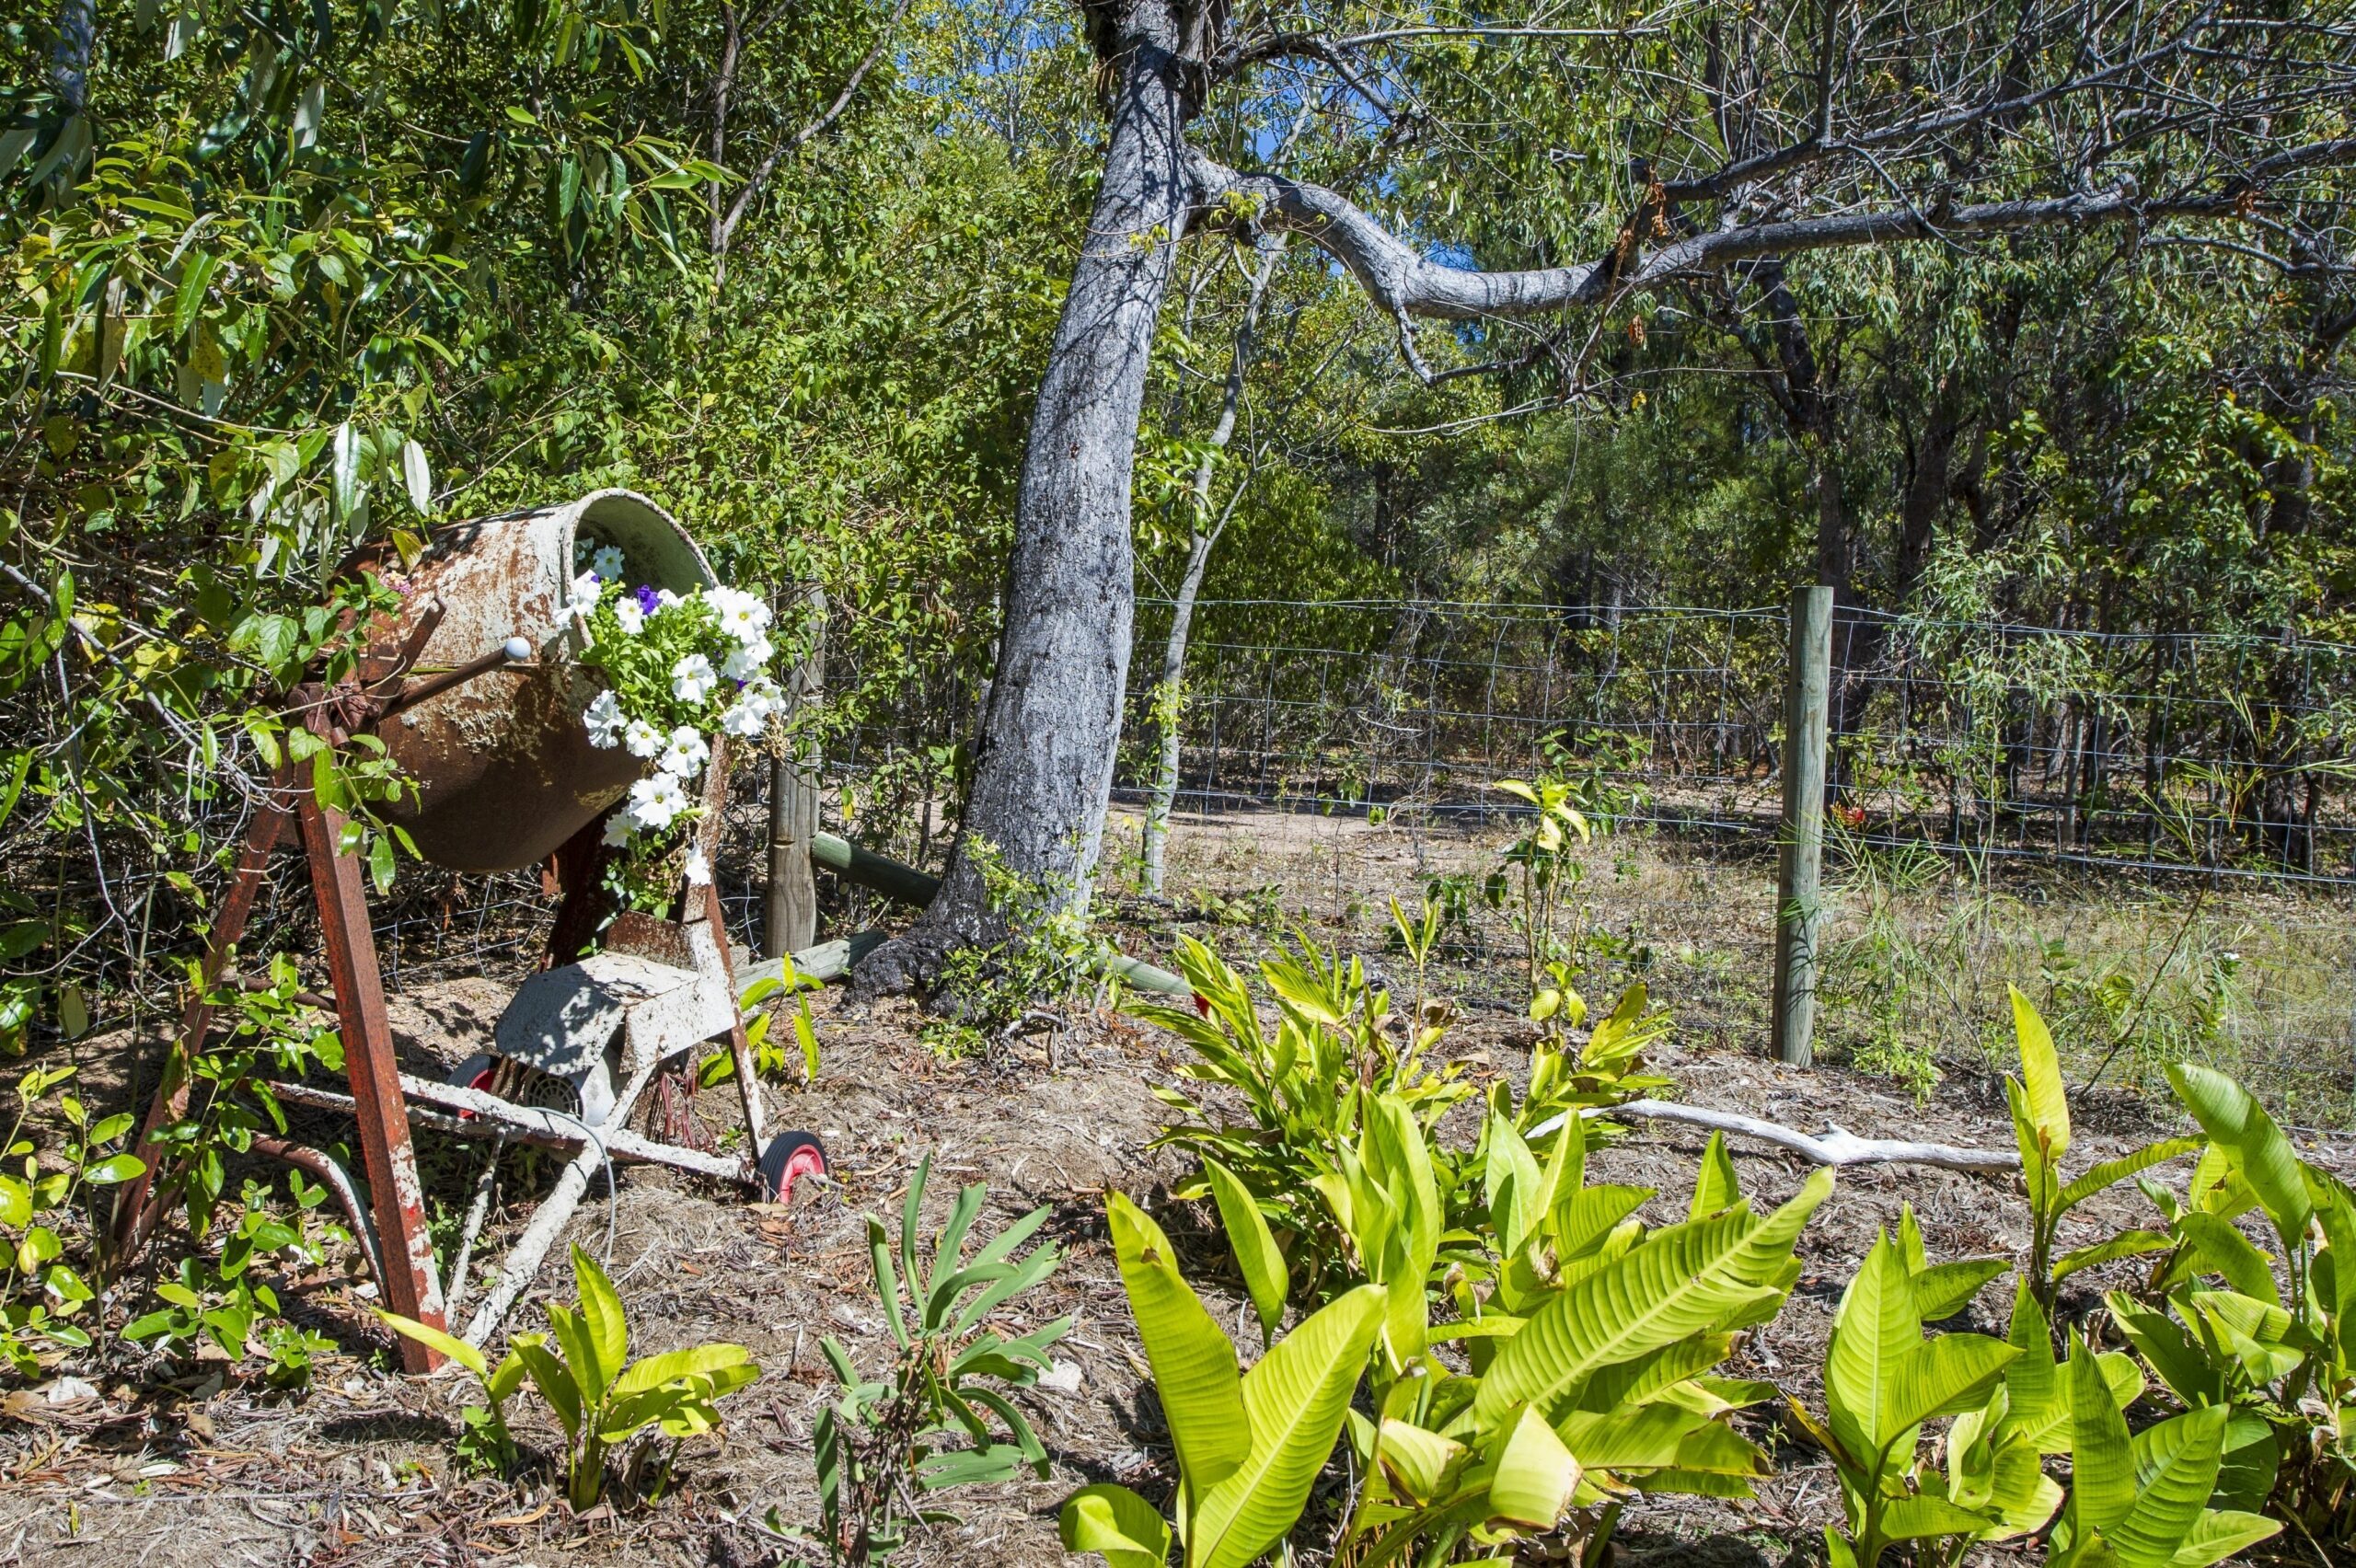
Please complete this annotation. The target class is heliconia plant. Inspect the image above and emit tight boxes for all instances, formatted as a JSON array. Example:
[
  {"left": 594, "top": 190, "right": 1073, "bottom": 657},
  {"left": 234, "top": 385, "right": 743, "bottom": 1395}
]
[
  {"left": 1059, "top": 1191, "right": 1386, "bottom": 1568},
  {"left": 2003, "top": 986, "right": 2200, "bottom": 1314}
]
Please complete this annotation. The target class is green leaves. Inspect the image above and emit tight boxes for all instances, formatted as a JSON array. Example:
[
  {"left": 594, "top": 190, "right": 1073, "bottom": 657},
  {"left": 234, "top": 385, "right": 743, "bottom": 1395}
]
[
  {"left": 1202, "top": 1158, "right": 1286, "bottom": 1345},
  {"left": 1078, "top": 1191, "right": 1384, "bottom": 1568},
  {"left": 2166, "top": 1063, "right": 2311, "bottom": 1250},
  {"left": 1108, "top": 1191, "right": 1247, "bottom": 1504},
  {"left": 1060, "top": 1484, "right": 1173, "bottom": 1568}
]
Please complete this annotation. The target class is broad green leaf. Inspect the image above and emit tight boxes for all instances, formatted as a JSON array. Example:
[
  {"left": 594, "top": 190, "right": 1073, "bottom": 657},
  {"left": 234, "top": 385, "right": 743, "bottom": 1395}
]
[
  {"left": 1484, "top": 1404, "right": 1579, "bottom": 1528},
  {"left": 1060, "top": 1482, "right": 1172, "bottom": 1568},
  {"left": 2107, "top": 1406, "right": 2227, "bottom": 1568},
  {"left": 512, "top": 1334, "right": 583, "bottom": 1441},
  {"left": 2068, "top": 1329, "right": 2136, "bottom": 1536},
  {"left": 373, "top": 1309, "right": 487, "bottom": 1378},
  {"left": 2173, "top": 1213, "right": 2281, "bottom": 1306},
  {"left": 1883, "top": 1333, "right": 2017, "bottom": 1438},
  {"left": 1688, "top": 1131, "right": 1738, "bottom": 1218},
  {"left": 1880, "top": 1492, "right": 2001, "bottom": 1543},
  {"left": 1202, "top": 1157, "right": 1286, "bottom": 1345},
  {"left": 1374, "top": 1418, "right": 1465, "bottom": 1505},
  {"left": 2060, "top": 1137, "right": 2201, "bottom": 1213},
  {"left": 1913, "top": 1258, "right": 2010, "bottom": 1320},
  {"left": 1476, "top": 1170, "right": 1831, "bottom": 1434},
  {"left": 2010, "top": 985, "right": 2070, "bottom": 1159},
  {"left": 571, "top": 1245, "right": 628, "bottom": 1396},
  {"left": 2164, "top": 1507, "right": 2280, "bottom": 1568},
  {"left": 610, "top": 1343, "right": 756, "bottom": 1399},
  {"left": 2167, "top": 1064, "right": 2311, "bottom": 1250},
  {"left": 1825, "top": 1230, "right": 1920, "bottom": 1458},
  {"left": 1105, "top": 1192, "right": 1247, "bottom": 1504},
  {"left": 2053, "top": 1230, "right": 2174, "bottom": 1283},
  {"left": 1192, "top": 1283, "right": 1386, "bottom": 1568},
  {"left": 1484, "top": 1113, "right": 1543, "bottom": 1255}
]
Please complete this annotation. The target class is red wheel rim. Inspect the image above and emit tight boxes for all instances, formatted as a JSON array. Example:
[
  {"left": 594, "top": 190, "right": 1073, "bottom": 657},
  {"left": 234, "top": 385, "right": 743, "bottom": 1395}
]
[{"left": 775, "top": 1143, "right": 826, "bottom": 1202}]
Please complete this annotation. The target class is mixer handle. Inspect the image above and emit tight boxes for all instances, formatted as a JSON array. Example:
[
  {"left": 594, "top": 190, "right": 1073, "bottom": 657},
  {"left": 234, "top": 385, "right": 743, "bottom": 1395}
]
[{"left": 377, "top": 634, "right": 537, "bottom": 721}]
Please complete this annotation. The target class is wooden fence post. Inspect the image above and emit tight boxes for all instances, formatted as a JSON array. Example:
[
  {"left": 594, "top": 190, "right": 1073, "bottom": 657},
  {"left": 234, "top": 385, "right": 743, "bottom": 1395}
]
[
  {"left": 1772, "top": 584, "right": 1834, "bottom": 1066},
  {"left": 765, "top": 585, "right": 826, "bottom": 960}
]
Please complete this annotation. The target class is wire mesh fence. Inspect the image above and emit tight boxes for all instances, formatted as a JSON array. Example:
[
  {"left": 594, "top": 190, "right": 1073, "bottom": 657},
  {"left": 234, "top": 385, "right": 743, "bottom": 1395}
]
[{"left": 1116, "top": 597, "right": 2356, "bottom": 884}]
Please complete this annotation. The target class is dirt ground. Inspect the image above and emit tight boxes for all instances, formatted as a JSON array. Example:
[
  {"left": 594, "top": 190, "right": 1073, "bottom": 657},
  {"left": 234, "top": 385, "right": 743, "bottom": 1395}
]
[{"left": 5, "top": 810, "right": 2353, "bottom": 1566}]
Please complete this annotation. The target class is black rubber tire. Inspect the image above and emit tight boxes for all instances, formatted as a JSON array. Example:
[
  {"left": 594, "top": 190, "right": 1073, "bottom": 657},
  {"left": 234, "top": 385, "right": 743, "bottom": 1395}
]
[{"left": 758, "top": 1131, "right": 829, "bottom": 1203}]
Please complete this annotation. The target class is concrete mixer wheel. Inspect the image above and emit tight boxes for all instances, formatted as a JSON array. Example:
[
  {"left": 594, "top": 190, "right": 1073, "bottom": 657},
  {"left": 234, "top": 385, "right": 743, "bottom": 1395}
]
[
  {"left": 447, "top": 1053, "right": 581, "bottom": 1121},
  {"left": 758, "top": 1132, "right": 828, "bottom": 1204}
]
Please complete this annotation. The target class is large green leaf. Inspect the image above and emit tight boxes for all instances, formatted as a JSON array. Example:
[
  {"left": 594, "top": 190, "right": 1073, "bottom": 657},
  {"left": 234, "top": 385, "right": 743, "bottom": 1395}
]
[
  {"left": 1484, "top": 1404, "right": 1579, "bottom": 1528},
  {"left": 2059, "top": 1137, "right": 2201, "bottom": 1213},
  {"left": 1192, "top": 1283, "right": 1386, "bottom": 1568},
  {"left": 1825, "top": 1230, "right": 1920, "bottom": 1460},
  {"left": 1484, "top": 1113, "right": 1544, "bottom": 1257},
  {"left": 1883, "top": 1333, "right": 2018, "bottom": 1438},
  {"left": 572, "top": 1244, "right": 628, "bottom": 1398},
  {"left": 2172, "top": 1212, "right": 2281, "bottom": 1306},
  {"left": 2011, "top": 986, "right": 2070, "bottom": 1160},
  {"left": 2163, "top": 1507, "right": 2280, "bottom": 1568},
  {"left": 2166, "top": 1064, "right": 2311, "bottom": 1250},
  {"left": 2106, "top": 1406, "right": 2226, "bottom": 1568},
  {"left": 374, "top": 1309, "right": 488, "bottom": 1378},
  {"left": 610, "top": 1342, "right": 756, "bottom": 1400},
  {"left": 1061, "top": 1482, "right": 1174, "bottom": 1568},
  {"left": 1475, "top": 1170, "right": 1830, "bottom": 1435},
  {"left": 1106, "top": 1192, "right": 1248, "bottom": 1506},
  {"left": 1202, "top": 1158, "right": 1287, "bottom": 1345},
  {"left": 2067, "top": 1329, "right": 2137, "bottom": 1538},
  {"left": 1688, "top": 1131, "right": 1739, "bottom": 1218}
]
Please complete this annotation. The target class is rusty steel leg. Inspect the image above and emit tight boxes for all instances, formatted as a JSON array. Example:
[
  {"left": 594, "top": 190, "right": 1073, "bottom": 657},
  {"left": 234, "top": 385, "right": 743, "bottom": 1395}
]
[
  {"left": 108, "top": 799, "right": 291, "bottom": 1265},
  {"left": 297, "top": 796, "right": 445, "bottom": 1368},
  {"left": 542, "top": 809, "right": 616, "bottom": 970},
  {"left": 701, "top": 879, "right": 768, "bottom": 1167}
]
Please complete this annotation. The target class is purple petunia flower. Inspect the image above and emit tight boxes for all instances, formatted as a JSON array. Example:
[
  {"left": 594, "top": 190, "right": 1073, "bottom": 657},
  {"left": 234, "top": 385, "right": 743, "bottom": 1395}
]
[{"left": 634, "top": 584, "right": 662, "bottom": 614}]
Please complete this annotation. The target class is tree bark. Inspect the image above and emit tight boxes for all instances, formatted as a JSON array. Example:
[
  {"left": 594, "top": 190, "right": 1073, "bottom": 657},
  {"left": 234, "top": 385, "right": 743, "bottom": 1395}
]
[{"left": 856, "top": 6, "right": 1198, "bottom": 992}]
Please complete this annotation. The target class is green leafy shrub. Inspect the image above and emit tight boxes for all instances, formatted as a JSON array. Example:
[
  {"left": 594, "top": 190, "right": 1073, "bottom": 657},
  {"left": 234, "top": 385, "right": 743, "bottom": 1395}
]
[
  {"left": 802, "top": 1154, "right": 1068, "bottom": 1563},
  {"left": 2100, "top": 1062, "right": 2356, "bottom": 1540},
  {"left": 386, "top": 1244, "right": 758, "bottom": 1511},
  {"left": 2, "top": 1063, "right": 143, "bottom": 1377},
  {"left": 2003, "top": 986, "right": 2200, "bottom": 1315},
  {"left": 1059, "top": 1191, "right": 1387, "bottom": 1568}
]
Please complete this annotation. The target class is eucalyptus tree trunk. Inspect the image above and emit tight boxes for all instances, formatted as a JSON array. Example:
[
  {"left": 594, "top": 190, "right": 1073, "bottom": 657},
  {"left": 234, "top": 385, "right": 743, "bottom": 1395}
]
[
  {"left": 1141, "top": 234, "right": 1281, "bottom": 894},
  {"left": 857, "top": 2, "right": 1201, "bottom": 991}
]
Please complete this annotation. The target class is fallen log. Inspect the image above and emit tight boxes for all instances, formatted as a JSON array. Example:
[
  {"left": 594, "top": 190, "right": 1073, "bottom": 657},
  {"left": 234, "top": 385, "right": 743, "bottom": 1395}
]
[
  {"left": 787, "top": 834, "right": 1194, "bottom": 998},
  {"left": 1524, "top": 1100, "right": 2019, "bottom": 1175}
]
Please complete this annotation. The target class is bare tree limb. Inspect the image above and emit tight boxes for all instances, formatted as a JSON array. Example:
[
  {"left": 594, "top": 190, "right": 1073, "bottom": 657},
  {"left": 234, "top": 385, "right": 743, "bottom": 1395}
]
[
  {"left": 1188, "top": 145, "right": 2356, "bottom": 328},
  {"left": 1525, "top": 1100, "right": 2022, "bottom": 1174},
  {"left": 712, "top": 0, "right": 914, "bottom": 263}
]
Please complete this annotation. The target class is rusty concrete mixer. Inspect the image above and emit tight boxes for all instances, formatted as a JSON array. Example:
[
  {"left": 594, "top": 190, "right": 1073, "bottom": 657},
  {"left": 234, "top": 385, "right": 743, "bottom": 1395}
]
[{"left": 110, "top": 490, "right": 827, "bottom": 1370}]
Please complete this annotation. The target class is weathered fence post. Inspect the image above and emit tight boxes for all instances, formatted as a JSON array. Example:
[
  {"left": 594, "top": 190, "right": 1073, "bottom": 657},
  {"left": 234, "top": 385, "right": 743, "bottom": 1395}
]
[
  {"left": 1772, "top": 585, "right": 1833, "bottom": 1066},
  {"left": 765, "top": 585, "right": 826, "bottom": 960}
]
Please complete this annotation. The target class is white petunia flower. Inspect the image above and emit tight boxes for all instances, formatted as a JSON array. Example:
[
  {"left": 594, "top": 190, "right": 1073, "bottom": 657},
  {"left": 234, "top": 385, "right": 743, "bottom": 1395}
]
[
  {"left": 583, "top": 690, "right": 625, "bottom": 748},
  {"left": 654, "top": 588, "right": 681, "bottom": 610},
  {"left": 671, "top": 652, "right": 718, "bottom": 704},
  {"left": 720, "top": 698, "right": 766, "bottom": 738},
  {"left": 601, "top": 813, "right": 636, "bottom": 847},
  {"left": 613, "top": 597, "right": 645, "bottom": 635},
  {"left": 658, "top": 724, "right": 710, "bottom": 779},
  {"left": 721, "top": 636, "right": 772, "bottom": 682},
  {"left": 683, "top": 848, "right": 710, "bottom": 886},
  {"left": 708, "top": 586, "right": 773, "bottom": 648},
  {"left": 627, "top": 770, "right": 690, "bottom": 832},
  {"left": 571, "top": 571, "right": 603, "bottom": 607},
  {"left": 592, "top": 544, "right": 626, "bottom": 580},
  {"left": 623, "top": 718, "right": 664, "bottom": 758}
]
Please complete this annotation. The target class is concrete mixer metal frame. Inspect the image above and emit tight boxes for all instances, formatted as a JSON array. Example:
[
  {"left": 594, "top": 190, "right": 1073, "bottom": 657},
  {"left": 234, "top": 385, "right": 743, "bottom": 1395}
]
[{"left": 109, "top": 665, "right": 803, "bottom": 1375}]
